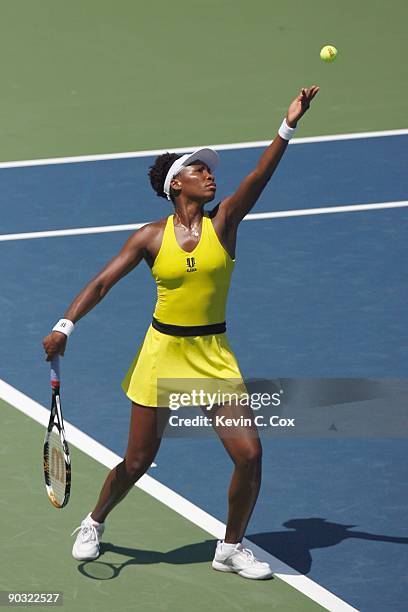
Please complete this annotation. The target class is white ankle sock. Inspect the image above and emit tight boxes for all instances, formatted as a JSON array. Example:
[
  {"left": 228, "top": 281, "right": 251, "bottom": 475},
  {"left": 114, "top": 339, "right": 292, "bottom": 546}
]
[
  {"left": 222, "top": 541, "right": 239, "bottom": 553},
  {"left": 87, "top": 513, "right": 102, "bottom": 527}
]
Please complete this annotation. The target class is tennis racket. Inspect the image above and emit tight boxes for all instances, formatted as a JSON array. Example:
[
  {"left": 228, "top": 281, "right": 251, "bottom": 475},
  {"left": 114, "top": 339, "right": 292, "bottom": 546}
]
[{"left": 43, "top": 355, "right": 71, "bottom": 508}]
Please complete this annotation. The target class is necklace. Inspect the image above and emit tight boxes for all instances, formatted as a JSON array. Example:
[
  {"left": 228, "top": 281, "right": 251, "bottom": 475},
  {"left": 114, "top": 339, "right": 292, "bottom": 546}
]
[{"left": 175, "top": 217, "right": 200, "bottom": 238}]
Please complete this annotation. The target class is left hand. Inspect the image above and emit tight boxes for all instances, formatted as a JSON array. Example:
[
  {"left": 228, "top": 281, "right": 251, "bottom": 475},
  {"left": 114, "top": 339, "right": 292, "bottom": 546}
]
[{"left": 286, "top": 86, "right": 320, "bottom": 127}]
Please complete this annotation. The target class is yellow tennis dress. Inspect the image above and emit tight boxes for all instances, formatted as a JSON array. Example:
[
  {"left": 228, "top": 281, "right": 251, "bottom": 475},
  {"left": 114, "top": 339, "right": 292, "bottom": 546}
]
[{"left": 121, "top": 212, "right": 245, "bottom": 407}]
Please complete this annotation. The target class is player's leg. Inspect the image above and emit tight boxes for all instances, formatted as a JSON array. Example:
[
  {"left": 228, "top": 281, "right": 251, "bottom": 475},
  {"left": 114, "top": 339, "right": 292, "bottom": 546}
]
[
  {"left": 72, "top": 403, "right": 169, "bottom": 560},
  {"left": 91, "top": 402, "right": 170, "bottom": 523},
  {"left": 207, "top": 402, "right": 271, "bottom": 579},
  {"left": 211, "top": 402, "right": 262, "bottom": 543}
]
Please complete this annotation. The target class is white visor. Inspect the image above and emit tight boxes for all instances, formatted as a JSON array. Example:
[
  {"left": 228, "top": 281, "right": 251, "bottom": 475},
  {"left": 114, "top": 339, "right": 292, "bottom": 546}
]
[{"left": 163, "top": 147, "right": 219, "bottom": 200}]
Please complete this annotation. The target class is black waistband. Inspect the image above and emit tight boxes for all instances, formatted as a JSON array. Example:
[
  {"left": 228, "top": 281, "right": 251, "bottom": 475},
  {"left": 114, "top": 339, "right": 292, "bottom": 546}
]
[{"left": 152, "top": 317, "right": 226, "bottom": 337}]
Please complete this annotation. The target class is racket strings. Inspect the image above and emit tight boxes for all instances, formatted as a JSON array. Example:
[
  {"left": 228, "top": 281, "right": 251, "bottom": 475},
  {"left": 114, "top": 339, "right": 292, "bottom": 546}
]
[{"left": 45, "top": 429, "right": 67, "bottom": 504}]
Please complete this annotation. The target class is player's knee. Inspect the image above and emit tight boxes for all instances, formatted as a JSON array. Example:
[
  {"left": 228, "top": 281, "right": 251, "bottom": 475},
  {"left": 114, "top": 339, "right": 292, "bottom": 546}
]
[
  {"left": 124, "top": 453, "right": 153, "bottom": 482},
  {"left": 234, "top": 444, "right": 262, "bottom": 470}
]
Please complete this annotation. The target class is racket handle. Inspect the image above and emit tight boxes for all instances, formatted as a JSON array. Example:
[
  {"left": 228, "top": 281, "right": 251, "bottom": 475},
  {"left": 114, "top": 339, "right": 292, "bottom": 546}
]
[{"left": 51, "top": 355, "right": 60, "bottom": 387}]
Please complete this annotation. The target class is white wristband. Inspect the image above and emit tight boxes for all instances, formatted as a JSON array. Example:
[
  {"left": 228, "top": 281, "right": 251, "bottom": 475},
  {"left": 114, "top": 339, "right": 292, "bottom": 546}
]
[
  {"left": 52, "top": 319, "right": 75, "bottom": 337},
  {"left": 278, "top": 118, "right": 297, "bottom": 141}
]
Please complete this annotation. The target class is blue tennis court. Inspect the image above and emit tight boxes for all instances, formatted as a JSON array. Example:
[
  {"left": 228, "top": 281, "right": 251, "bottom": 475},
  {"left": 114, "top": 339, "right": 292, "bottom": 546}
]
[{"left": 1, "top": 134, "right": 408, "bottom": 611}]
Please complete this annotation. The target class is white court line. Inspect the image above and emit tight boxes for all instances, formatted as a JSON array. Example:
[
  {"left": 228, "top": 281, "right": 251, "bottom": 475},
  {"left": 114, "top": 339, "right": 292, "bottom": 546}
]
[
  {"left": 0, "top": 200, "right": 407, "bottom": 243},
  {"left": 0, "top": 222, "right": 147, "bottom": 242},
  {"left": 0, "top": 128, "right": 406, "bottom": 169},
  {"left": 0, "top": 378, "right": 358, "bottom": 612}
]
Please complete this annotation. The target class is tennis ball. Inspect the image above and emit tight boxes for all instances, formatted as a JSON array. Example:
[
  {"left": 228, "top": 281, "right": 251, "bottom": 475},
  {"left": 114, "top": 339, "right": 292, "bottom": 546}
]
[{"left": 320, "top": 45, "right": 338, "bottom": 62}]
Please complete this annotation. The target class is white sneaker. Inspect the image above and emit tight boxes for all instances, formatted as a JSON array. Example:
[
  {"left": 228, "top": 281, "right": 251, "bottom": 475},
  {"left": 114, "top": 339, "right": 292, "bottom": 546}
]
[
  {"left": 71, "top": 513, "right": 105, "bottom": 561},
  {"left": 212, "top": 540, "right": 273, "bottom": 580}
]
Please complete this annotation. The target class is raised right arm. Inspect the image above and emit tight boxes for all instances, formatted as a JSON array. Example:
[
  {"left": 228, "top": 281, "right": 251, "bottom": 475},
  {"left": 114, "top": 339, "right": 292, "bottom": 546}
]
[{"left": 42, "top": 224, "right": 152, "bottom": 361}]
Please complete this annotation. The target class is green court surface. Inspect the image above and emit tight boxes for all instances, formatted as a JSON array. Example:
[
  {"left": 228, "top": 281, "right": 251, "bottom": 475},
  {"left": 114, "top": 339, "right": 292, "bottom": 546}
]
[
  {"left": 0, "top": 0, "right": 406, "bottom": 161},
  {"left": 0, "top": 399, "right": 324, "bottom": 612}
]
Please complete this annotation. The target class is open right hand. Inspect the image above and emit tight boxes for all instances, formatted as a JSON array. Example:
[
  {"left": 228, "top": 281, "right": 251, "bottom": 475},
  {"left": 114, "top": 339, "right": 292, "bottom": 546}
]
[
  {"left": 43, "top": 332, "right": 67, "bottom": 361},
  {"left": 286, "top": 85, "right": 320, "bottom": 127}
]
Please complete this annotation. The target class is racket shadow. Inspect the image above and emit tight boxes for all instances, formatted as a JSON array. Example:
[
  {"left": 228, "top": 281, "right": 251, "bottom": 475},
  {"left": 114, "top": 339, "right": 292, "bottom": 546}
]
[{"left": 77, "top": 539, "right": 217, "bottom": 580}]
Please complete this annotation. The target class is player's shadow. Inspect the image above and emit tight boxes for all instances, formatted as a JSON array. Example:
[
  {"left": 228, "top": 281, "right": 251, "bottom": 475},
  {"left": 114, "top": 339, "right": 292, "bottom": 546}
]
[
  {"left": 77, "top": 539, "right": 222, "bottom": 580},
  {"left": 248, "top": 517, "right": 408, "bottom": 574},
  {"left": 101, "top": 539, "right": 215, "bottom": 564},
  {"left": 76, "top": 517, "right": 408, "bottom": 580}
]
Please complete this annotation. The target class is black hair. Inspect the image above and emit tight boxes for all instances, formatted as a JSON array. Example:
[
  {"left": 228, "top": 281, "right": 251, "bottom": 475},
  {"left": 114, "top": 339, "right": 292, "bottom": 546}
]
[{"left": 148, "top": 152, "right": 181, "bottom": 200}]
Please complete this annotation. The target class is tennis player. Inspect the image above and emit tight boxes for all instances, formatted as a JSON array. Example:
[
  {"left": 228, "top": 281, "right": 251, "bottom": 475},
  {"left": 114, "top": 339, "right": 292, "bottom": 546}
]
[{"left": 43, "top": 86, "right": 319, "bottom": 580}]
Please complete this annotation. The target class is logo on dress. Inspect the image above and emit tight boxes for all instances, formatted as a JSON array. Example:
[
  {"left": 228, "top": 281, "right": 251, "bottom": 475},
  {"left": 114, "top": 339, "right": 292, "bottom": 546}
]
[{"left": 186, "top": 257, "right": 197, "bottom": 272}]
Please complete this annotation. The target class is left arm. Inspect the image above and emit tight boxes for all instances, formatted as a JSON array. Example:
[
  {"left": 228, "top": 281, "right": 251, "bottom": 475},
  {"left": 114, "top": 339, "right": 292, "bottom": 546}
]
[{"left": 220, "top": 86, "right": 320, "bottom": 227}]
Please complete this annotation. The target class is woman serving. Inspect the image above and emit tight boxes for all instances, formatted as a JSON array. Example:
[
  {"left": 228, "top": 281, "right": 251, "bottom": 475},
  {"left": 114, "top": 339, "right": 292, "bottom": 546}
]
[{"left": 43, "top": 85, "right": 319, "bottom": 580}]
